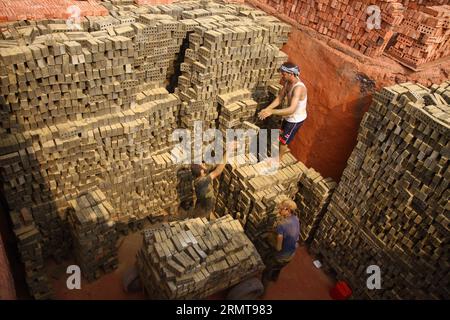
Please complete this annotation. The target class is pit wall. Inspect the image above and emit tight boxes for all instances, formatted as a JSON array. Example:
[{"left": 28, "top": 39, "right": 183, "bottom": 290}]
[{"left": 248, "top": 0, "right": 450, "bottom": 181}]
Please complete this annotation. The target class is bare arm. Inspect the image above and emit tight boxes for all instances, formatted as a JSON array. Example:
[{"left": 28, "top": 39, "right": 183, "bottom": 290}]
[
  {"left": 266, "top": 85, "right": 287, "bottom": 110},
  {"left": 276, "top": 234, "right": 283, "bottom": 251},
  {"left": 209, "top": 141, "right": 236, "bottom": 180},
  {"left": 271, "top": 85, "right": 305, "bottom": 117},
  {"left": 209, "top": 163, "right": 225, "bottom": 180}
]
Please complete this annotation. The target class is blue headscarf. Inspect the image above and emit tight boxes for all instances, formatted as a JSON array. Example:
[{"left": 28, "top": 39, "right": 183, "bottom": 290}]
[{"left": 279, "top": 64, "right": 300, "bottom": 77}]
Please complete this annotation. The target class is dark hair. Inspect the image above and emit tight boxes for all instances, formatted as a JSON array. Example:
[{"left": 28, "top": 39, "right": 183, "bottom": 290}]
[
  {"left": 191, "top": 164, "right": 203, "bottom": 178},
  {"left": 282, "top": 62, "right": 297, "bottom": 69}
]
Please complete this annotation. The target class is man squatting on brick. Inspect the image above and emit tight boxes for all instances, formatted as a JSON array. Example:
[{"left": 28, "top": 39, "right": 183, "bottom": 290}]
[
  {"left": 258, "top": 62, "right": 307, "bottom": 165},
  {"left": 263, "top": 198, "right": 300, "bottom": 286}
]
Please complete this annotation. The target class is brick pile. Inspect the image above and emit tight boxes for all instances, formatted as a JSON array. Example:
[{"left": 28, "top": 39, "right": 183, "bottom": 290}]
[
  {"left": 252, "top": 0, "right": 404, "bottom": 57},
  {"left": 217, "top": 89, "right": 258, "bottom": 133},
  {"left": 10, "top": 208, "right": 53, "bottom": 299},
  {"left": 401, "top": 0, "right": 448, "bottom": 9},
  {"left": 0, "top": 0, "right": 108, "bottom": 22},
  {"left": 213, "top": 153, "right": 310, "bottom": 262},
  {"left": 136, "top": 214, "right": 264, "bottom": 299},
  {"left": 175, "top": 2, "right": 290, "bottom": 135},
  {"left": 135, "top": 0, "right": 176, "bottom": 5},
  {"left": 0, "top": 1, "right": 294, "bottom": 299},
  {"left": 225, "top": 158, "right": 335, "bottom": 260},
  {"left": 295, "top": 168, "right": 336, "bottom": 243},
  {"left": 0, "top": 4, "right": 189, "bottom": 230},
  {"left": 67, "top": 188, "right": 119, "bottom": 282},
  {"left": 252, "top": 0, "right": 449, "bottom": 69},
  {"left": 310, "top": 81, "right": 450, "bottom": 299},
  {"left": 386, "top": 5, "right": 450, "bottom": 70}
]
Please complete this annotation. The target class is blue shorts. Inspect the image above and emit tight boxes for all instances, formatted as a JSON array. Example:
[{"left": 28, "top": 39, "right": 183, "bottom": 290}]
[{"left": 279, "top": 120, "right": 304, "bottom": 145}]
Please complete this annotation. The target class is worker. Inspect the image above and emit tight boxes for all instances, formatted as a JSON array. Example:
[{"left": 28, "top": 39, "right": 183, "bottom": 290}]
[
  {"left": 191, "top": 141, "right": 235, "bottom": 219},
  {"left": 262, "top": 198, "right": 300, "bottom": 287},
  {"left": 258, "top": 62, "right": 307, "bottom": 169}
]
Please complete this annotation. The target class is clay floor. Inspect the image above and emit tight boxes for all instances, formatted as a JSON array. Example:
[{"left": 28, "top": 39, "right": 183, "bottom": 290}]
[{"left": 46, "top": 230, "right": 334, "bottom": 300}]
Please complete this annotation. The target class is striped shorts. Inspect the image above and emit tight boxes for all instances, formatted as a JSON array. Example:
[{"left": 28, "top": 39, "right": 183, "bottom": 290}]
[{"left": 279, "top": 120, "right": 304, "bottom": 145}]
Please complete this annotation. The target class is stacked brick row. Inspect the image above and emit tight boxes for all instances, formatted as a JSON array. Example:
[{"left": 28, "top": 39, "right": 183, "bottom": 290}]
[
  {"left": 253, "top": 0, "right": 450, "bottom": 69},
  {"left": 0, "top": 1, "right": 294, "bottom": 298},
  {"left": 401, "top": 0, "right": 448, "bottom": 9},
  {"left": 217, "top": 89, "right": 258, "bottom": 134},
  {"left": 295, "top": 168, "right": 336, "bottom": 243},
  {"left": 252, "top": 0, "right": 404, "bottom": 57},
  {"left": 136, "top": 215, "right": 264, "bottom": 299},
  {"left": 9, "top": 208, "right": 52, "bottom": 299},
  {"left": 0, "top": 3, "right": 189, "bottom": 299},
  {"left": 175, "top": 2, "right": 290, "bottom": 134},
  {"left": 214, "top": 153, "right": 311, "bottom": 262},
  {"left": 0, "top": 0, "right": 108, "bottom": 22},
  {"left": 67, "top": 189, "right": 119, "bottom": 282},
  {"left": 310, "top": 82, "right": 449, "bottom": 299},
  {"left": 386, "top": 5, "right": 450, "bottom": 70}
]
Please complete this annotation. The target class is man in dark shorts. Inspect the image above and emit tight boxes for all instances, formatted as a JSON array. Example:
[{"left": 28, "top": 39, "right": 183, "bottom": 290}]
[{"left": 258, "top": 62, "right": 307, "bottom": 167}]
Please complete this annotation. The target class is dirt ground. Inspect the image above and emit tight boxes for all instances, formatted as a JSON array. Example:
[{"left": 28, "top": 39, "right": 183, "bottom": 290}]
[{"left": 47, "top": 230, "right": 334, "bottom": 300}]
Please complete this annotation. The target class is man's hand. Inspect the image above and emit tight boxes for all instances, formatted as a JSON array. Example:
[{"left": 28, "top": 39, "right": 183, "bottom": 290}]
[{"left": 258, "top": 108, "right": 273, "bottom": 120}]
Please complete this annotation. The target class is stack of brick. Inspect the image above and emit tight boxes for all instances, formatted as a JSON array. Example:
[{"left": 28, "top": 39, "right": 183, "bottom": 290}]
[
  {"left": 0, "top": 0, "right": 299, "bottom": 299},
  {"left": 310, "top": 82, "right": 450, "bottom": 299},
  {"left": 214, "top": 153, "right": 306, "bottom": 247},
  {"left": 0, "top": 19, "right": 93, "bottom": 44},
  {"left": 0, "top": 1, "right": 190, "bottom": 254},
  {"left": 401, "top": 0, "right": 448, "bottom": 9},
  {"left": 176, "top": 3, "right": 290, "bottom": 134},
  {"left": 295, "top": 168, "right": 336, "bottom": 243},
  {"left": 136, "top": 214, "right": 264, "bottom": 299},
  {"left": 135, "top": 0, "right": 176, "bottom": 5},
  {"left": 251, "top": 0, "right": 404, "bottom": 57},
  {"left": 385, "top": 5, "right": 450, "bottom": 70},
  {"left": 0, "top": 0, "right": 108, "bottom": 22},
  {"left": 86, "top": 5, "right": 187, "bottom": 89},
  {"left": 0, "top": 133, "right": 72, "bottom": 259},
  {"left": 67, "top": 189, "right": 119, "bottom": 282},
  {"left": 0, "top": 34, "right": 136, "bottom": 132},
  {"left": 217, "top": 89, "right": 258, "bottom": 134},
  {"left": 133, "top": 13, "right": 186, "bottom": 88},
  {"left": 10, "top": 208, "right": 52, "bottom": 299}
]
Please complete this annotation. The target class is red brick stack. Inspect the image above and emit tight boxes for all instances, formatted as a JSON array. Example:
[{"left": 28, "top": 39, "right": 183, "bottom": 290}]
[
  {"left": 0, "top": 0, "right": 108, "bottom": 22},
  {"left": 252, "top": 0, "right": 405, "bottom": 57},
  {"left": 401, "top": 0, "right": 447, "bottom": 9},
  {"left": 386, "top": 5, "right": 450, "bottom": 69},
  {"left": 134, "top": 0, "right": 175, "bottom": 4},
  {"left": 252, "top": 0, "right": 449, "bottom": 69}
]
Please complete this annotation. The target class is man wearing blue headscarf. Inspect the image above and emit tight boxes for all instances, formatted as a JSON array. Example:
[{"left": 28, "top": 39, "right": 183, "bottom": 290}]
[{"left": 258, "top": 62, "right": 307, "bottom": 167}]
